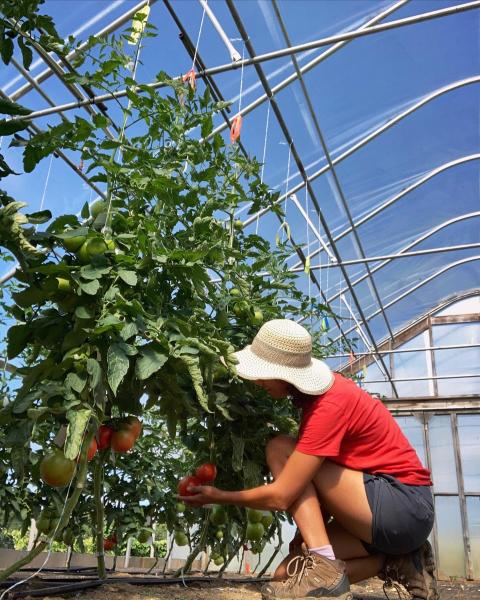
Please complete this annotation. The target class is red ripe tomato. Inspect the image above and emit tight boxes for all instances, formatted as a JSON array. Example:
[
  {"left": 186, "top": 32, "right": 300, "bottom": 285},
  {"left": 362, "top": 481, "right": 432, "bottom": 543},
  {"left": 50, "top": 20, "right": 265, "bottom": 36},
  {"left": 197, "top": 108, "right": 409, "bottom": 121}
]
[
  {"left": 120, "top": 416, "right": 142, "bottom": 439},
  {"left": 195, "top": 462, "right": 217, "bottom": 483},
  {"left": 177, "top": 475, "right": 201, "bottom": 497},
  {"left": 111, "top": 429, "right": 135, "bottom": 453},
  {"left": 103, "top": 537, "right": 116, "bottom": 551},
  {"left": 97, "top": 425, "right": 113, "bottom": 450},
  {"left": 76, "top": 438, "right": 97, "bottom": 463},
  {"left": 40, "top": 449, "right": 75, "bottom": 488}
]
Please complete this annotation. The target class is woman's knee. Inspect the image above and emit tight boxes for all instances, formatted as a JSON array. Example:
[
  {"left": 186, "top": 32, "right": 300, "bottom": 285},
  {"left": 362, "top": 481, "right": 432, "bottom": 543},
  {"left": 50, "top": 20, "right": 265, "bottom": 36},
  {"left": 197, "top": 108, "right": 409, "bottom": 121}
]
[{"left": 265, "top": 434, "right": 296, "bottom": 466}]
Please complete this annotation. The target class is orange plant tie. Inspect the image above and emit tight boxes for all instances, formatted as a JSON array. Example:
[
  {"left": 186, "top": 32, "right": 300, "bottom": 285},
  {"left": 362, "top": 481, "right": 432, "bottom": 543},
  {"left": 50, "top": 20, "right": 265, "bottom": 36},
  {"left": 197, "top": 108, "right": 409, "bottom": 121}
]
[{"left": 230, "top": 115, "right": 243, "bottom": 144}]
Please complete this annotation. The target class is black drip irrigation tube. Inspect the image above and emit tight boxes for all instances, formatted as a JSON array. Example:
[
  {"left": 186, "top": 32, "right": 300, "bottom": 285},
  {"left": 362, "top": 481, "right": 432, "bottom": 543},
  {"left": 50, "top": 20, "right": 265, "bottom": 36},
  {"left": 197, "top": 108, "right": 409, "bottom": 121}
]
[{"left": 1, "top": 575, "right": 272, "bottom": 598}]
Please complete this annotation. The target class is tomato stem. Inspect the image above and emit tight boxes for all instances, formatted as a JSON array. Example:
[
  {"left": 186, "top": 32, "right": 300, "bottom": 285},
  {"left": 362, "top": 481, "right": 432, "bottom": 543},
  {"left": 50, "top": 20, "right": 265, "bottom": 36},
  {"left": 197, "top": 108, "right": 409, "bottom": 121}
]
[{"left": 93, "top": 457, "right": 106, "bottom": 579}]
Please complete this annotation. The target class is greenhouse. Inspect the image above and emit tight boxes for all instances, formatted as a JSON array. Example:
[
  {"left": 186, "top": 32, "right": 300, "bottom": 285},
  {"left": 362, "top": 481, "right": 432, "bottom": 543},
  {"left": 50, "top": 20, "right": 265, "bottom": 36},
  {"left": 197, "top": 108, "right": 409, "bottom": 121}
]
[{"left": 0, "top": 1, "right": 478, "bottom": 599}]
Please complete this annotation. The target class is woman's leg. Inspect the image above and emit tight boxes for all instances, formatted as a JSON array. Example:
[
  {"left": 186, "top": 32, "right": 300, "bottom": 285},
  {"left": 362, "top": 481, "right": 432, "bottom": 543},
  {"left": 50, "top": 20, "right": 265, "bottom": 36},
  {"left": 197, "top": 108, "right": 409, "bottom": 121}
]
[{"left": 267, "top": 435, "right": 385, "bottom": 583}]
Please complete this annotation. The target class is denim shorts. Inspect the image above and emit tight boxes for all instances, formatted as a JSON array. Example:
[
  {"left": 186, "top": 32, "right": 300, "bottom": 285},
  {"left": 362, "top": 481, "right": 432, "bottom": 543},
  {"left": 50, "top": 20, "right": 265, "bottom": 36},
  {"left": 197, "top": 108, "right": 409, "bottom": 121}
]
[{"left": 362, "top": 473, "right": 435, "bottom": 555}]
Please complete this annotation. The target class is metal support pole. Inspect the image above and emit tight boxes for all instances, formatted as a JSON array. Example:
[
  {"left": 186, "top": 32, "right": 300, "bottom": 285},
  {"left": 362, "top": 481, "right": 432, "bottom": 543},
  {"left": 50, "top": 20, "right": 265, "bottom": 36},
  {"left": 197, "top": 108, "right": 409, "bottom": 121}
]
[
  {"left": 363, "top": 373, "right": 480, "bottom": 383},
  {"left": 330, "top": 342, "right": 480, "bottom": 359},
  {"left": 450, "top": 413, "right": 473, "bottom": 580},
  {"left": 9, "top": 5, "right": 480, "bottom": 122},
  {"left": 290, "top": 242, "right": 480, "bottom": 270},
  {"left": 124, "top": 537, "right": 133, "bottom": 568},
  {"left": 198, "top": 0, "right": 241, "bottom": 62},
  {"left": 421, "top": 413, "right": 440, "bottom": 577},
  {"left": 225, "top": 0, "right": 398, "bottom": 396}
]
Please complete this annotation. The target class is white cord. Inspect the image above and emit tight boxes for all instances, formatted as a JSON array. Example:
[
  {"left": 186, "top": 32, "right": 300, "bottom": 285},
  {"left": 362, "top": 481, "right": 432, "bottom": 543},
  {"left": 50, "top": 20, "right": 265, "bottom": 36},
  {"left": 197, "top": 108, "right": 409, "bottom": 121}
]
[
  {"left": 237, "top": 44, "right": 245, "bottom": 113},
  {"left": 256, "top": 100, "right": 271, "bottom": 235},
  {"left": 192, "top": 2, "right": 207, "bottom": 70},
  {"left": 39, "top": 154, "right": 53, "bottom": 214},
  {"left": 304, "top": 183, "right": 311, "bottom": 323},
  {"left": 282, "top": 143, "right": 292, "bottom": 242}
]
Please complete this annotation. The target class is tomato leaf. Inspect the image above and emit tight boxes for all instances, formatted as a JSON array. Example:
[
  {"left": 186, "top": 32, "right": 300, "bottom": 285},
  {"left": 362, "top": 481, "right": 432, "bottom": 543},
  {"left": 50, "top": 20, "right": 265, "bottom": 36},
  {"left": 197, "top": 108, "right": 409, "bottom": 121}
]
[
  {"left": 65, "top": 372, "right": 87, "bottom": 394},
  {"left": 7, "top": 324, "right": 31, "bottom": 359},
  {"left": 64, "top": 408, "right": 92, "bottom": 460},
  {"left": 0, "top": 119, "right": 29, "bottom": 136},
  {"left": 118, "top": 270, "right": 137, "bottom": 286},
  {"left": 0, "top": 97, "right": 32, "bottom": 116},
  {"left": 78, "top": 279, "right": 100, "bottom": 295},
  {"left": 86, "top": 358, "right": 102, "bottom": 389},
  {"left": 179, "top": 354, "right": 211, "bottom": 413},
  {"left": 135, "top": 344, "right": 168, "bottom": 380},
  {"left": 107, "top": 343, "right": 130, "bottom": 395}
]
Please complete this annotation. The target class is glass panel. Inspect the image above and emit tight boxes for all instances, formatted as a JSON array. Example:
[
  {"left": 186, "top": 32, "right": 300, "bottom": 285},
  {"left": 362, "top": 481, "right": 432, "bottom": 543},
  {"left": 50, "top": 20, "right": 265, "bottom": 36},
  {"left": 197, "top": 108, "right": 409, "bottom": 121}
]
[
  {"left": 458, "top": 414, "right": 480, "bottom": 493},
  {"left": 432, "top": 323, "right": 480, "bottom": 395},
  {"left": 435, "top": 496, "right": 465, "bottom": 579},
  {"left": 395, "top": 416, "right": 426, "bottom": 467},
  {"left": 428, "top": 416, "right": 457, "bottom": 493},
  {"left": 393, "top": 333, "right": 431, "bottom": 397},
  {"left": 362, "top": 361, "right": 393, "bottom": 398},
  {"left": 466, "top": 496, "right": 480, "bottom": 579}
]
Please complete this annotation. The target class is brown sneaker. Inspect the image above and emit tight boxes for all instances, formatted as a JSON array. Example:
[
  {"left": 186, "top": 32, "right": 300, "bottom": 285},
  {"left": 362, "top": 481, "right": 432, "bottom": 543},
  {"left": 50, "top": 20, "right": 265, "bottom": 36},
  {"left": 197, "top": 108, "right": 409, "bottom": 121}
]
[
  {"left": 261, "top": 543, "right": 352, "bottom": 599},
  {"left": 380, "top": 541, "right": 439, "bottom": 600}
]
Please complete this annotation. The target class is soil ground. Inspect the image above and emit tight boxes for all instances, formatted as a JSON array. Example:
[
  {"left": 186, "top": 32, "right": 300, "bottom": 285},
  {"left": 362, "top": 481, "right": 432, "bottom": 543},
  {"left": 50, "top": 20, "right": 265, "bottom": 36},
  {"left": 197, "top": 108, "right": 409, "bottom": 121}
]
[{"left": 9, "top": 576, "right": 480, "bottom": 599}]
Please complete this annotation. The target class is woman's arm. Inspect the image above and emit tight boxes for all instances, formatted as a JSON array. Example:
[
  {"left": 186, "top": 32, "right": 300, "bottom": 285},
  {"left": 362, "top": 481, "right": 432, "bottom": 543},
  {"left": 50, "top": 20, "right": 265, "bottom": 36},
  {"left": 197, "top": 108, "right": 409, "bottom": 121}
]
[{"left": 180, "top": 451, "right": 324, "bottom": 512}]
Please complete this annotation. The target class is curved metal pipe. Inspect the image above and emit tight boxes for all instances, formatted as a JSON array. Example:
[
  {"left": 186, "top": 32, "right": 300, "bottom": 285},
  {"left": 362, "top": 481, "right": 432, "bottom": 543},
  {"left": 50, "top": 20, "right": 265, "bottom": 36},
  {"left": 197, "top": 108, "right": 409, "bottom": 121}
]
[
  {"left": 246, "top": 76, "right": 480, "bottom": 230},
  {"left": 291, "top": 154, "right": 480, "bottom": 270}
]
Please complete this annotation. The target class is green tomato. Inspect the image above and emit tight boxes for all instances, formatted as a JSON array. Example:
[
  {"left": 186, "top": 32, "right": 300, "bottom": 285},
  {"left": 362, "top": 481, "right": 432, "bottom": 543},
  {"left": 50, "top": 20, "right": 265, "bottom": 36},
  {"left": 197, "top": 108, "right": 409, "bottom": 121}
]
[
  {"left": 174, "top": 531, "right": 189, "bottom": 546},
  {"left": 251, "top": 309, "right": 264, "bottom": 326},
  {"left": 233, "top": 300, "right": 249, "bottom": 318},
  {"left": 233, "top": 219, "right": 244, "bottom": 231},
  {"left": 209, "top": 505, "right": 227, "bottom": 526},
  {"left": 105, "top": 238, "right": 115, "bottom": 251},
  {"left": 63, "top": 234, "right": 86, "bottom": 252},
  {"left": 138, "top": 529, "right": 150, "bottom": 544},
  {"left": 215, "top": 529, "right": 224, "bottom": 541},
  {"left": 246, "top": 522, "right": 265, "bottom": 542},
  {"left": 77, "top": 238, "right": 108, "bottom": 264},
  {"left": 36, "top": 514, "right": 51, "bottom": 534},
  {"left": 62, "top": 528, "right": 74, "bottom": 546},
  {"left": 90, "top": 200, "right": 107, "bottom": 219},
  {"left": 247, "top": 508, "right": 264, "bottom": 524},
  {"left": 40, "top": 449, "right": 75, "bottom": 488},
  {"left": 56, "top": 277, "right": 71, "bottom": 293},
  {"left": 230, "top": 288, "right": 241, "bottom": 297},
  {"left": 261, "top": 512, "right": 274, "bottom": 530},
  {"left": 213, "top": 555, "right": 224, "bottom": 566},
  {"left": 176, "top": 502, "right": 186, "bottom": 513}
]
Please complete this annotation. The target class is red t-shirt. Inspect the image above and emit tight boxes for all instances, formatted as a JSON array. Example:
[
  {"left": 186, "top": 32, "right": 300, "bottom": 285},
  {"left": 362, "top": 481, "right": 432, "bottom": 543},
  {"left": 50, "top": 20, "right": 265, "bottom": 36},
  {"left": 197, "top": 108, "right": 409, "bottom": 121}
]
[{"left": 295, "top": 373, "right": 432, "bottom": 486}]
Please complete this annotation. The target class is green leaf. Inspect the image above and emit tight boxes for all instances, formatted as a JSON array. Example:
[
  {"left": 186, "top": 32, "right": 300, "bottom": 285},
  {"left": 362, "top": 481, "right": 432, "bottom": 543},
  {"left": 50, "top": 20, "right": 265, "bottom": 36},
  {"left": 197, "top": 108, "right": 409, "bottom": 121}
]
[
  {"left": 120, "top": 321, "right": 138, "bottom": 341},
  {"left": 64, "top": 408, "right": 92, "bottom": 460},
  {"left": 26, "top": 210, "right": 51, "bottom": 224},
  {"left": 74, "top": 305, "right": 94, "bottom": 319},
  {"left": 81, "top": 201, "right": 90, "bottom": 219},
  {"left": 78, "top": 279, "right": 100, "bottom": 295},
  {"left": 179, "top": 354, "right": 211, "bottom": 413},
  {"left": 118, "top": 270, "right": 137, "bottom": 286},
  {"left": 65, "top": 372, "right": 87, "bottom": 394},
  {"left": 0, "top": 97, "right": 32, "bottom": 116},
  {"left": 80, "top": 263, "right": 111, "bottom": 280},
  {"left": 18, "top": 38, "right": 33, "bottom": 71},
  {"left": 135, "top": 344, "right": 168, "bottom": 380},
  {"left": 86, "top": 358, "right": 102, "bottom": 389},
  {"left": 107, "top": 343, "right": 130, "bottom": 395},
  {"left": 11, "top": 394, "right": 33, "bottom": 415},
  {"left": 0, "top": 119, "right": 29, "bottom": 136},
  {"left": 7, "top": 324, "right": 30, "bottom": 359},
  {"left": 1, "top": 36, "right": 14, "bottom": 65}
]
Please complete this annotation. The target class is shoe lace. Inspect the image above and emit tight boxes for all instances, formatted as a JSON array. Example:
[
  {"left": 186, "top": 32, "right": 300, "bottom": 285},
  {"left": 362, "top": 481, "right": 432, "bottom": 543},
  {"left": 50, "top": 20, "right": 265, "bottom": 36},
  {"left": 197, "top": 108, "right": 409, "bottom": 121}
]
[
  {"left": 284, "top": 553, "right": 315, "bottom": 589},
  {"left": 383, "top": 579, "right": 411, "bottom": 600}
]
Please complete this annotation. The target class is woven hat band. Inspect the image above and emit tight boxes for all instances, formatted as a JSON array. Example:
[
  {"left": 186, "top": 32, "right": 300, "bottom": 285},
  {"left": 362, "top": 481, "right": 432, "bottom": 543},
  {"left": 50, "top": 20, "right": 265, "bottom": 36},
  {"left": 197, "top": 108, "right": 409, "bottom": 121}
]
[{"left": 251, "top": 337, "right": 311, "bottom": 368}]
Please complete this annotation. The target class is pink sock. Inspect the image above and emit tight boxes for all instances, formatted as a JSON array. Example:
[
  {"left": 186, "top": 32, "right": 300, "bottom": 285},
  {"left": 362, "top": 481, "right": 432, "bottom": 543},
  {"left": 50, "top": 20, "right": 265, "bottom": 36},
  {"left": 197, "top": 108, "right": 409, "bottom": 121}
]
[{"left": 309, "top": 544, "right": 336, "bottom": 561}]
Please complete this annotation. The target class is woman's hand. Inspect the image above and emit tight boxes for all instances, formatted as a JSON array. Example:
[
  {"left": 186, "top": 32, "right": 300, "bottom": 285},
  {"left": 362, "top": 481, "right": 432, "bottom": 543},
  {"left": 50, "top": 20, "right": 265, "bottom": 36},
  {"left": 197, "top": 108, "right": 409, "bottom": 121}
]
[{"left": 178, "top": 485, "right": 223, "bottom": 507}]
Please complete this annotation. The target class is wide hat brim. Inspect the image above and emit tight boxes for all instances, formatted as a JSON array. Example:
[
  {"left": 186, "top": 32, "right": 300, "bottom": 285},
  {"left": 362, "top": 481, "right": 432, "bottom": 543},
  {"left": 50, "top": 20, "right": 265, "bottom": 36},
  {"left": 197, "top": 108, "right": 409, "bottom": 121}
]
[{"left": 232, "top": 345, "right": 334, "bottom": 395}]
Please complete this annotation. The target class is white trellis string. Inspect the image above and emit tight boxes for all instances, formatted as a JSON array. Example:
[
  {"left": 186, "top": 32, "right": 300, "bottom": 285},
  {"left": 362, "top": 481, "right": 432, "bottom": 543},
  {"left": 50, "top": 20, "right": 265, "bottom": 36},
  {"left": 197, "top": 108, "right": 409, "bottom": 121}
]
[
  {"left": 39, "top": 154, "right": 53, "bottom": 214},
  {"left": 256, "top": 100, "right": 271, "bottom": 235},
  {"left": 281, "top": 142, "right": 292, "bottom": 242},
  {"left": 237, "top": 43, "right": 245, "bottom": 114},
  {"left": 304, "top": 183, "right": 312, "bottom": 324},
  {"left": 192, "top": 1, "right": 207, "bottom": 71}
]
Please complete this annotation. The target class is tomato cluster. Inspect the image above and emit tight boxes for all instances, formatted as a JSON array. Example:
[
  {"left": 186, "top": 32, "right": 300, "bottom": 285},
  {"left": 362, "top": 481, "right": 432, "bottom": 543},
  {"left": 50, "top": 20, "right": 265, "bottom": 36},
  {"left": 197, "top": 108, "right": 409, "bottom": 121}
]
[
  {"left": 177, "top": 462, "right": 217, "bottom": 497},
  {"left": 97, "top": 416, "right": 142, "bottom": 454},
  {"left": 103, "top": 533, "right": 117, "bottom": 551}
]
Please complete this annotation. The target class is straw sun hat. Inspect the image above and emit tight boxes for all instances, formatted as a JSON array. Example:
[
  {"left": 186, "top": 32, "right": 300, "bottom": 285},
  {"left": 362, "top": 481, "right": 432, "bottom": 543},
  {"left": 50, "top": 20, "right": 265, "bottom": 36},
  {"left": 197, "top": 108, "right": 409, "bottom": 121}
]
[{"left": 233, "top": 319, "right": 334, "bottom": 395}]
